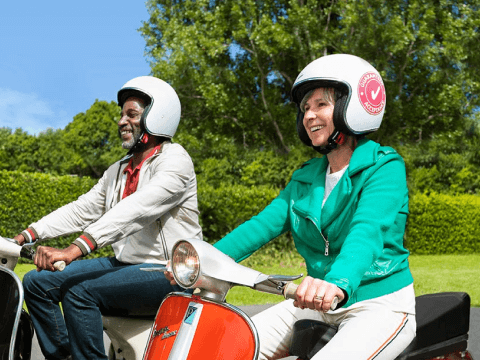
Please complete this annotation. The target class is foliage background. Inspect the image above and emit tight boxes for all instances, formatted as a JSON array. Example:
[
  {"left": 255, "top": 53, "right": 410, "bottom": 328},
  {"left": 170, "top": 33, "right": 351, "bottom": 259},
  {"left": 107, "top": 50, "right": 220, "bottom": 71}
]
[
  {"left": 1, "top": 1, "right": 480, "bottom": 257},
  {"left": 1, "top": 170, "right": 479, "bottom": 258}
]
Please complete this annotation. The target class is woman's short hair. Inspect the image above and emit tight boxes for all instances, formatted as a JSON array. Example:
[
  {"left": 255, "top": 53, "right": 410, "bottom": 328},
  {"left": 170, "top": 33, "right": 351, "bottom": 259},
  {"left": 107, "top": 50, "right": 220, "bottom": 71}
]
[{"left": 299, "top": 87, "right": 340, "bottom": 113}]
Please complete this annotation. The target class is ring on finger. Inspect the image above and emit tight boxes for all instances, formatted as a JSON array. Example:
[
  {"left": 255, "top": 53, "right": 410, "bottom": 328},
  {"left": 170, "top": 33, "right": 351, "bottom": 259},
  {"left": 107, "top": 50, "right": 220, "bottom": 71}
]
[{"left": 315, "top": 295, "right": 324, "bottom": 301}]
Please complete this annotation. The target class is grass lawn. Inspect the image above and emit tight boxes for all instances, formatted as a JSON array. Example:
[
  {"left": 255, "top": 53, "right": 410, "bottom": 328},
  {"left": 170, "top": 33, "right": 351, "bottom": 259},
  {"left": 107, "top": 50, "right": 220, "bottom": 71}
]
[
  {"left": 14, "top": 253, "right": 480, "bottom": 307},
  {"left": 228, "top": 253, "right": 480, "bottom": 307}
]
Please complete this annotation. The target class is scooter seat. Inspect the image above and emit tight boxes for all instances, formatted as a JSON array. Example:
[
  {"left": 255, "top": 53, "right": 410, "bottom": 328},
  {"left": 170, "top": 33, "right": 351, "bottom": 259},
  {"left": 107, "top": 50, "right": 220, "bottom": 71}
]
[
  {"left": 288, "top": 292, "right": 471, "bottom": 360},
  {"left": 396, "top": 292, "right": 470, "bottom": 359}
]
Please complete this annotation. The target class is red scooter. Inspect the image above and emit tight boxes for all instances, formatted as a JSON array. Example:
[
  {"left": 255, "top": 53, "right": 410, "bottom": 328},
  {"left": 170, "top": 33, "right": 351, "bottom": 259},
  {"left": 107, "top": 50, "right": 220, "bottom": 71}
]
[{"left": 141, "top": 238, "right": 475, "bottom": 360}]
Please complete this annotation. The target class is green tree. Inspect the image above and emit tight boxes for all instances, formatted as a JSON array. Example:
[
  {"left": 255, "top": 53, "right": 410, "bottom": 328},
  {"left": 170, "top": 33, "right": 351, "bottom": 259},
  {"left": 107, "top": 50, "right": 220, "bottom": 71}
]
[
  {"left": 0, "top": 128, "right": 38, "bottom": 172},
  {"left": 33, "top": 128, "right": 77, "bottom": 175},
  {"left": 141, "top": 0, "right": 480, "bottom": 154},
  {"left": 63, "top": 100, "right": 124, "bottom": 177},
  {"left": 399, "top": 115, "right": 480, "bottom": 195}
]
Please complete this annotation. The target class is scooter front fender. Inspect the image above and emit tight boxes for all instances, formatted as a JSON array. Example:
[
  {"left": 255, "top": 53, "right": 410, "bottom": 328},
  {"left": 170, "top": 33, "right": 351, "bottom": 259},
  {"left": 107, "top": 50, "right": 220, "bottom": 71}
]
[{"left": 143, "top": 292, "right": 259, "bottom": 360}]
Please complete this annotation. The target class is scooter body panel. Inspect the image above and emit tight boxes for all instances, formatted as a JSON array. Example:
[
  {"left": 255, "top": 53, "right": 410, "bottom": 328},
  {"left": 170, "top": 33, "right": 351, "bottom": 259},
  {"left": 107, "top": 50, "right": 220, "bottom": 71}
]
[
  {"left": 143, "top": 292, "right": 259, "bottom": 360},
  {"left": 103, "top": 316, "right": 153, "bottom": 360}
]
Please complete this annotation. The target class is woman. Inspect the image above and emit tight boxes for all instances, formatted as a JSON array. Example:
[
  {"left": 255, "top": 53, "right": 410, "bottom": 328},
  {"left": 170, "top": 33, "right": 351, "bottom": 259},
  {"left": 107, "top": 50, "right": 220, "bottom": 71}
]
[{"left": 171, "top": 54, "right": 417, "bottom": 359}]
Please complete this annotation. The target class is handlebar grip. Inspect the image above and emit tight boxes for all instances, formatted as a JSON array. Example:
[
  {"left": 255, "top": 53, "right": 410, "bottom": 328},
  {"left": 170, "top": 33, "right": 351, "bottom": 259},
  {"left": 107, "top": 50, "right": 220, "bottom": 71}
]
[
  {"left": 283, "top": 282, "right": 339, "bottom": 311},
  {"left": 283, "top": 282, "right": 298, "bottom": 300},
  {"left": 53, "top": 261, "right": 66, "bottom": 271}
]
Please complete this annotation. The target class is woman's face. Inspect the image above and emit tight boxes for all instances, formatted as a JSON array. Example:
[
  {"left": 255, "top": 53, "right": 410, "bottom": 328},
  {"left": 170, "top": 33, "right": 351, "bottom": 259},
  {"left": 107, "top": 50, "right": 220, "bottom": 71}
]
[{"left": 302, "top": 88, "right": 335, "bottom": 147}]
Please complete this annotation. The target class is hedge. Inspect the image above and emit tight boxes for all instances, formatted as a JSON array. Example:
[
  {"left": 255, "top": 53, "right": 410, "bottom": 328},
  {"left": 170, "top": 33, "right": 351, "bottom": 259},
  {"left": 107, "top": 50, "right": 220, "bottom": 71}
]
[
  {"left": 197, "top": 182, "right": 280, "bottom": 243},
  {"left": 0, "top": 170, "right": 112, "bottom": 258},
  {"left": 405, "top": 193, "right": 480, "bottom": 254},
  {"left": 1, "top": 170, "right": 479, "bottom": 259}
]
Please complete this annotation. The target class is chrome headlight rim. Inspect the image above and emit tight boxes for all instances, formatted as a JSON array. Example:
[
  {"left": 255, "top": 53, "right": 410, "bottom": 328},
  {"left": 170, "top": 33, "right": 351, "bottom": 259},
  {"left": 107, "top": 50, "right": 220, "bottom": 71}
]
[{"left": 171, "top": 240, "right": 200, "bottom": 288}]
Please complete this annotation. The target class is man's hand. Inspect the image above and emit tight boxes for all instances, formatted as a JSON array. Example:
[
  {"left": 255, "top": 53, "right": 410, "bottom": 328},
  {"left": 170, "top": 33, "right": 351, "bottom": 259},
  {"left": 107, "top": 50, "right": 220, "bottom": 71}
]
[
  {"left": 163, "top": 260, "right": 177, "bottom": 285},
  {"left": 13, "top": 234, "right": 26, "bottom": 246},
  {"left": 294, "top": 276, "right": 344, "bottom": 312},
  {"left": 35, "top": 244, "right": 82, "bottom": 272}
]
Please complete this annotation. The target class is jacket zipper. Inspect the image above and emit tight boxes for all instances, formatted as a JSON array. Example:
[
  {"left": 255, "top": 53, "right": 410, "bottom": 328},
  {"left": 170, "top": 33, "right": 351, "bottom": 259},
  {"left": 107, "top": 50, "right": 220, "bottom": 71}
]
[
  {"left": 322, "top": 233, "right": 330, "bottom": 256},
  {"left": 307, "top": 217, "right": 329, "bottom": 256}
]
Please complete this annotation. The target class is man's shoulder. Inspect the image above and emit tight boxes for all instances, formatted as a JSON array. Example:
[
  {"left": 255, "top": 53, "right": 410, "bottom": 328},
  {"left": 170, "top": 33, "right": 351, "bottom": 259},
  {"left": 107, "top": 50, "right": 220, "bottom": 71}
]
[
  {"left": 161, "top": 141, "right": 186, "bottom": 153},
  {"left": 104, "top": 154, "right": 131, "bottom": 173},
  {"left": 159, "top": 141, "right": 193, "bottom": 160}
]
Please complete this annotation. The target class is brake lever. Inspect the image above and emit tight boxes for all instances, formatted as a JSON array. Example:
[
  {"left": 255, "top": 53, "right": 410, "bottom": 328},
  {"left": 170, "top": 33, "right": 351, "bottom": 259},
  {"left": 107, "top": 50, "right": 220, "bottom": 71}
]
[
  {"left": 19, "top": 243, "right": 36, "bottom": 260},
  {"left": 253, "top": 273, "right": 304, "bottom": 296},
  {"left": 267, "top": 274, "right": 304, "bottom": 282}
]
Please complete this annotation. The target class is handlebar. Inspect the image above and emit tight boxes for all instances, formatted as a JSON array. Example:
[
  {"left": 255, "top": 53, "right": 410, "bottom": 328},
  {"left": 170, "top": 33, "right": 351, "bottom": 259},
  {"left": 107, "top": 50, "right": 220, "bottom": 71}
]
[
  {"left": 19, "top": 244, "right": 66, "bottom": 271},
  {"left": 283, "top": 282, "right": 339, "bottom": 311},
  {"left": 53, "top": 261, "right": 66, "bottom": 271}
]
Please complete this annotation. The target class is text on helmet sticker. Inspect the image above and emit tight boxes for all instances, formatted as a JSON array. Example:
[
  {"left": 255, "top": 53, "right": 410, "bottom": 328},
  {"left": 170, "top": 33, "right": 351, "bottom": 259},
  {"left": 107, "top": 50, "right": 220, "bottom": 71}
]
[{"left": 358, "top": 72, "right": 386, "bottom": 115}]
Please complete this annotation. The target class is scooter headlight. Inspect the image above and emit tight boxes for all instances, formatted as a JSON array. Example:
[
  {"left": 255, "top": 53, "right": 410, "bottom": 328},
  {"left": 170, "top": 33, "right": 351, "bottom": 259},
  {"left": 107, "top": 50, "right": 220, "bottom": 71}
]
[{"left": 172, "top": 241, "right": 200, "bottom": 288}]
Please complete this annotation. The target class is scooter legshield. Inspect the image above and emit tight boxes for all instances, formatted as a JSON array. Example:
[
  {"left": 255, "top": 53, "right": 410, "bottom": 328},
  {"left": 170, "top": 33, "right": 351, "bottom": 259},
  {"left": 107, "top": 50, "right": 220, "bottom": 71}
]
[
  {"left": 0, "top": 266, "right": 25, "bottom": 360},
  {"left": 143, "top": 293, "right": 259, "bottom": 360}
]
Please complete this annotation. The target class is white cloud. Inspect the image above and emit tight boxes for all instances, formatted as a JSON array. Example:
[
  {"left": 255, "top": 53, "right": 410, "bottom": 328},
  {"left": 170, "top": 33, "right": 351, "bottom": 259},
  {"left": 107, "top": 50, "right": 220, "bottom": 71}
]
[{"left": 0, "top": 88, "right": 71, "bottom": 135}]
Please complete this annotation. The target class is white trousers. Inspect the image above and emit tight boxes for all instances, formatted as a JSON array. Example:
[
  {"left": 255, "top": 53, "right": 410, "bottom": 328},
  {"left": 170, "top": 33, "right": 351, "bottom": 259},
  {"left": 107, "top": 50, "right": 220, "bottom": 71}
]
[{"left": 251, "top": 285, "right": 416, "bottom": 360}]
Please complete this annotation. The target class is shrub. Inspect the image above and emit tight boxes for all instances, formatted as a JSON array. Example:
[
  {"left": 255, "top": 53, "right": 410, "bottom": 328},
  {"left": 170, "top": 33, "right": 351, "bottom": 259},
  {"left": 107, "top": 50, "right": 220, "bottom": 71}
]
[
  {"left": 198, "top": 182, "right": 279, "bottom": 242},
  {"left": 406, "top": 193, "right": 480, "bottom": 254},
  {"left": 198, "top": 182, "right": 296, "bottom": 257},
  {"left": 2, "top": 170, "right": 479, "bottom": 262},
  {"left": 0, "top": 170, "right": 114, "bottom": 259}
]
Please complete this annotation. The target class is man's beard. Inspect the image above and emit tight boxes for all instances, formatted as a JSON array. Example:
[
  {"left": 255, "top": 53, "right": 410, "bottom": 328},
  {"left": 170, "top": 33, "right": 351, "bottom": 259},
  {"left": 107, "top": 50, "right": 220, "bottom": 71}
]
[{"left": 120, "top": 126, "right": 142, "bottom": 150}]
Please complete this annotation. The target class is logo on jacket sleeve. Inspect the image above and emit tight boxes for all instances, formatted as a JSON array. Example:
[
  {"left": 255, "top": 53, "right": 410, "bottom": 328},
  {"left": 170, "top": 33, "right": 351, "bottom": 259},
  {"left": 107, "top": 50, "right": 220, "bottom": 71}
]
[{"left": 358, "top": 72, "right": 386, "bottom": 115}]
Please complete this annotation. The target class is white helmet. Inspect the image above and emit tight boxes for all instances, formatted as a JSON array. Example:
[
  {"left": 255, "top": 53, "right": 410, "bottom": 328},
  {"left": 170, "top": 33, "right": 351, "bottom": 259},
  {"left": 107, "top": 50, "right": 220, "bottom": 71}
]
[
  {"left": 117, "top": 76, "right": 181, "bottom": 139},
  {"left": 291, "top": 54, "right": 386, "bottom": 153}
]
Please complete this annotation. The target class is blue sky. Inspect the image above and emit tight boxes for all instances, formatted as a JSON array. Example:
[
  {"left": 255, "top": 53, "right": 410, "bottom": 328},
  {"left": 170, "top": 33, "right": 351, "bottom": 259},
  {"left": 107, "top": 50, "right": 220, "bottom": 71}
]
[{"left": 0, "top": 1, "right": 151, "bottom": 135}]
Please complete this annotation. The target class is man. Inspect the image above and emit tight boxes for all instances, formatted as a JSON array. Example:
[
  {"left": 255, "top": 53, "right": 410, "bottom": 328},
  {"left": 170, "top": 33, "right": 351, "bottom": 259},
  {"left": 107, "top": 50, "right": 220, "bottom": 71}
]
[{"left": 14, "top": 76, "right": 203, "bottom": 360}]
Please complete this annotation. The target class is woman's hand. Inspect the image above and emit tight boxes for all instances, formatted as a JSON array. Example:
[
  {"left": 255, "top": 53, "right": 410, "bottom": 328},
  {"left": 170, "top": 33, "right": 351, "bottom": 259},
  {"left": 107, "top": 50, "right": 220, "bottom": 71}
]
[
  {"left": 34, "top": 244, "right": 82, "bottom": 272},
  {"left": 294, "top": 276, "right": 344, "bottom": 312}
]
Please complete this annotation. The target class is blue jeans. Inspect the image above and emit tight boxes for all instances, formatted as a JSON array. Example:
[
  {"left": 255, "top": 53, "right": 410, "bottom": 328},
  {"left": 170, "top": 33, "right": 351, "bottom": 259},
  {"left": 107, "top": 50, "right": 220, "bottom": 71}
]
[{"left": 23, "top": 257, "right": 180, "bottom": 360}]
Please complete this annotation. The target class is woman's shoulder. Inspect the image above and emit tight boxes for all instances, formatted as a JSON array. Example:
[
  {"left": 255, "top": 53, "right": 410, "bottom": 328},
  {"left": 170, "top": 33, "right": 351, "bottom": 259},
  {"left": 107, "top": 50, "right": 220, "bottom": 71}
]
[
  {"left": 354, "top": 139, "right": 403, "bottom": 163},
  {"left": 291, "top": 156, "right": 327, "bottom": 183}
]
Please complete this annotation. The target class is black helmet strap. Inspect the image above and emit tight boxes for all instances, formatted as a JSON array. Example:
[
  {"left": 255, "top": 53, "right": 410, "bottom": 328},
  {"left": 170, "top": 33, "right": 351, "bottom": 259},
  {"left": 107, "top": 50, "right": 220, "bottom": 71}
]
[
  {"left": 312, "top": 130, "right": 345, "bottom": 155},
  {"left": 126, "top": 131, "right": 149, "bottom": 155}
]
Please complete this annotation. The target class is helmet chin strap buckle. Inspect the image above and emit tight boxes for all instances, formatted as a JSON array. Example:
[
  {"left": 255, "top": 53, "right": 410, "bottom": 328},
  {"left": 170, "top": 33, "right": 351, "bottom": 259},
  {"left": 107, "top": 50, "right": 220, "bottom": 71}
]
[
  {"left": 127, "top": 132, "right": 149, "bottom": 155},
  {"left": 335, "top": 132, "right": 346, "bottom": 146},
  {"left": 140, "top": 133, "right": 149, "bottom": 144},
  {"left": 313, "top": 130, "right": 345, "bottom": 155}
]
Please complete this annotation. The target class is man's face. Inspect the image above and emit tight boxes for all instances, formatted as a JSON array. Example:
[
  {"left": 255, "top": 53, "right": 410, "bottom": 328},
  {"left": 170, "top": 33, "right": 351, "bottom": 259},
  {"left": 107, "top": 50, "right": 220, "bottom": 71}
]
[{"left": 118, "top": 97, "right": 145, "bottom": 149}]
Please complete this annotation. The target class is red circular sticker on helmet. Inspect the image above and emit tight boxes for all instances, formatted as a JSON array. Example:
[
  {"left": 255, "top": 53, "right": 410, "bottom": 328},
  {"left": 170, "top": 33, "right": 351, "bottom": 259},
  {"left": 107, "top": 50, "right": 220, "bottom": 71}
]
[{"left": 358, "top": 72, "right": 385, "bottom": 115}]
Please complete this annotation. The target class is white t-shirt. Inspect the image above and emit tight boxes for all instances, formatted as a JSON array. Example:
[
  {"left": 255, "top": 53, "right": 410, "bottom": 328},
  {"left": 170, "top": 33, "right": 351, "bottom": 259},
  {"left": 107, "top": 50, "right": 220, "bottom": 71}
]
[{"left": 323, "top": 164, "right": 349, "bottom": 207}]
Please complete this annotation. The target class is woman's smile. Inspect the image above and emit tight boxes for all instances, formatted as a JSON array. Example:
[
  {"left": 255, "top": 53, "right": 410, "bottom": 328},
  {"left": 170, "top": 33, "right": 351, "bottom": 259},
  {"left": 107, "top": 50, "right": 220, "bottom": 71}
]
[{"left": 302, "top": 88, "right": 335, "bottom": 147}]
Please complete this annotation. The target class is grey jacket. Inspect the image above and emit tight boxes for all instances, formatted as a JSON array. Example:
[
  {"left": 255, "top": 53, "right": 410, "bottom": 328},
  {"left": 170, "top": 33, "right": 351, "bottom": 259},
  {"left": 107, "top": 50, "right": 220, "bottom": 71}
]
[{"left": 28, "top": 141, "right": 203, "bottom": 264}]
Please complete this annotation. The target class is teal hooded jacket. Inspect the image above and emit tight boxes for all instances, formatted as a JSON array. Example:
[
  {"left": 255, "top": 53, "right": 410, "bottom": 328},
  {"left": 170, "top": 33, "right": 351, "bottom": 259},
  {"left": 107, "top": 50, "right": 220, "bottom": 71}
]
[{"left": 214, "top": 139, "right": 414, "bottom": 308}]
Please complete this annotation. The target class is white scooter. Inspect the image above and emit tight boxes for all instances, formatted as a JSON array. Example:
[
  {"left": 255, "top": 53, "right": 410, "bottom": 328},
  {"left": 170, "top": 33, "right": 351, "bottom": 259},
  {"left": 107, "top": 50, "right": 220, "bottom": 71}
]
[
  {"left": 0, "top": 237, "right": 64, "bottom": 360},
  {"left": 1, "top": 236, "right": 475, "bottom": 359}
]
